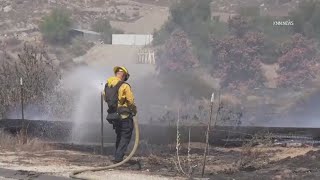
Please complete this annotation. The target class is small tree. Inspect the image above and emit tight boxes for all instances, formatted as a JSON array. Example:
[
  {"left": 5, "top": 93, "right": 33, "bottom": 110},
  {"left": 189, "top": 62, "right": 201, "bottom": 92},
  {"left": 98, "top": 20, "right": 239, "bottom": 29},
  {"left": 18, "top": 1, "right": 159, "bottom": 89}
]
[
  {"left": 153, "top": 20, "right": 177, "bottom": 46},
  {"left": 0, "top": 53, "right": 19, "bottom": 118},
  {"left": 156, "top": 29, "right": 198, "bottom": 74},
  {"left": 40, "top": 8, "right": 72, "bottom": 44},
  {"left": 16, "top": 43, "right": 60, "bottom": 104},
  {"left": 69, "top": 37, "right": 94, "bottom": 57},
  {"left": 170, "top": 0, "right": 211, "bottom": 29},
  {"left": 153, "top": 0, "right": 213, "bottom": 63},
  {"left": 228, "top": 15, "right": 251, "bottom": 38},
  {"left": 211, "top": 32, "right": 266, "bottom": 89},
  {"left": 91, "top": 19, "right": 124, "bottom": 44},
  {"left": 0, "top": 43, "right": 60, "bottom": 118}
]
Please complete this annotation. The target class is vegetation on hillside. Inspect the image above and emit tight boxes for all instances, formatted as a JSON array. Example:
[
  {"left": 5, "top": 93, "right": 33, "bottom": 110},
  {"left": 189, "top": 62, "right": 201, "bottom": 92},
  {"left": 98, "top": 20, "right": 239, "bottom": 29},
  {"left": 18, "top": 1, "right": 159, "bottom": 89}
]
[
  {"left": 153, "top": 0, "right": 214, "bottom": 63},
  {"left": 290, "top": 0, "right": 320, "bottom": 39},
  {"left": 154, "top": 0, "right": 320, "bottom": 91},
  {"left": 156, "top": 29, "right": 198, "bottom": 74},
  {"left": 69, "top": 37, "right": 94, "bottom": 57},
  {"left": 0, "top": 43, "right": 61, "bottom": 118},
  {"left": 3, "top": 0, "right": 320, "bottom": 122},
  {"left": 40, "top": 8, "right": 72, "bottom": 44},
  {"left": 210, "top": 32, "right": 266, "bottom": 89},
  {"left": 277, "top": 34, "right": 319, "bottom": 88}
]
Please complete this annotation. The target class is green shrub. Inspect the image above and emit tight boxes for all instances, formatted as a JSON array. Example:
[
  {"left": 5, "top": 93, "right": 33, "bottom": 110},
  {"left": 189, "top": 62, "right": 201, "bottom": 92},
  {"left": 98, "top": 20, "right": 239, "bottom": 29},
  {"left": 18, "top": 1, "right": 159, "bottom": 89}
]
[
  {"left": 210, "top": 21, "right": 228, "bottom": 39},
  {"left": 170, "top": 0, "right": 211, "bottom": 28},
  {"left": 152, "top": 20, "right": 176, "bottom": 46},
  {"left": 155, "top": 29, "right": 198, "bottom": 73},
  {"left": 0, "top": 43, "right": 61, "bottom": 118},
  {"left": 69, "top": 37, "right": 94, "bottom": 57},
  {"left": 91, "top": 19, "right": 124, "bottom": 44},
  {"left": 153, "top": 0, "right": 214, "bottom": 63},
  {"left": 40, "top": 8, "right": 72, "bottom": 44}
]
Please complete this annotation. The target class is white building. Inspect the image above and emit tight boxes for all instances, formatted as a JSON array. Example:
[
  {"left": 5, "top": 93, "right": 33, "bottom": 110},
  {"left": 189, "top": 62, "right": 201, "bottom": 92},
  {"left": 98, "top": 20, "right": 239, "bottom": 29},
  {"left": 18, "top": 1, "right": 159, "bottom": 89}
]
[{"left": 111, "top": 34, "right": 153, "bottom": 46}]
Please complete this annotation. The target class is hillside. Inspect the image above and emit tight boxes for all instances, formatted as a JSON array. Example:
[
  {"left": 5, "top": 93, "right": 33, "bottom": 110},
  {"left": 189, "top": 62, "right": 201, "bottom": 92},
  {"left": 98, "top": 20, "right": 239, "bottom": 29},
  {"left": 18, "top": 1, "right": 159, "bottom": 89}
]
[{"left": 0, "top": 0, "right": 168, "bottom": 38}]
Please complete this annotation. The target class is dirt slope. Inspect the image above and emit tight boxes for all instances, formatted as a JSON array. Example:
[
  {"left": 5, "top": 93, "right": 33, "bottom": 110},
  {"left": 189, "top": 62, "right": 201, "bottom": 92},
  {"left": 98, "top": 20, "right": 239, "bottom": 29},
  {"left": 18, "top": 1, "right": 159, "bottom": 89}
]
[
  {"left": 111, "top": 7, "right": 169, "bottom": 33},
  {"left": 74, "top": 44, "right": 156, "bottom": 78},
  {"left": 0, "top": 0, "right": 169, "bottom": 37}
]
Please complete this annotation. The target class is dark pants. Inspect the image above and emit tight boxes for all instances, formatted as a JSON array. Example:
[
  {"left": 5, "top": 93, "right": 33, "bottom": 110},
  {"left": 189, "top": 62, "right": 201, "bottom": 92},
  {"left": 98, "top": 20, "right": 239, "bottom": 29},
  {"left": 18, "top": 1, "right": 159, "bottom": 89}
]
[{"left": 114, "top": 118, "right": 133, "bottom": 161}]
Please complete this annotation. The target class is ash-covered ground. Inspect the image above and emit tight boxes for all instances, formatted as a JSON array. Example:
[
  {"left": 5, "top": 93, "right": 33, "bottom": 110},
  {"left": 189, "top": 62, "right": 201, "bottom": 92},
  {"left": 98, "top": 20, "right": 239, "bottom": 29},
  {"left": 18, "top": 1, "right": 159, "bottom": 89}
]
[{"left": 0, "top": 133, "right": 319, "bottom": 180}]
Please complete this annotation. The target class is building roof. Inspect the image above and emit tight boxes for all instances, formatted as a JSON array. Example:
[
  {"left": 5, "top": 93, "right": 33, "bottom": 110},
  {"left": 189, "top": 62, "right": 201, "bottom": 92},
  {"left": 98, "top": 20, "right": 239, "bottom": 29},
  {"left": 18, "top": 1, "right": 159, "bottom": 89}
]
[
  {"left": 70, "top": 28, "right": 100, "bottom": 35},
  {"left": 212, "top": 12, "right": 238, "bottom": 22}
]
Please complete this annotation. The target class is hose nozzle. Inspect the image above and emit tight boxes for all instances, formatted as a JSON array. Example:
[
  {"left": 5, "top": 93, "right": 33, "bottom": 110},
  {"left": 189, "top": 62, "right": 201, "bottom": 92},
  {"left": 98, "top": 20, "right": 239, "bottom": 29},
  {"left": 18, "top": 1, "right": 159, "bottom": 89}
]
[{"left": 211, "top": 92, "right": 215, "bottom": 103}]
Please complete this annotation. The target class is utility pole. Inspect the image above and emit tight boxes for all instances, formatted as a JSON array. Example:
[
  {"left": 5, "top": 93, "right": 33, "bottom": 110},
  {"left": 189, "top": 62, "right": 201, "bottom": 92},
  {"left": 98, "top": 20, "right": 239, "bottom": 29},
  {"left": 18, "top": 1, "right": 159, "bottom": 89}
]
[
  {"left": 20, "top": 77, "right": 27, "bottom": 144},
  {"left": 213, "top": 91, "right": 221, "bottom": 127}
]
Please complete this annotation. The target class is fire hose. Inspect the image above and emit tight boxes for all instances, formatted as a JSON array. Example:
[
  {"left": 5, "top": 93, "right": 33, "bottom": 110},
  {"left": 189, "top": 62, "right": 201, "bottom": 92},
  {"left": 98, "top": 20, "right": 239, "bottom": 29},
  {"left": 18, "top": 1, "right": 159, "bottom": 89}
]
[{"left": 69, "top": 116, "right": 140, "bottom": 179}]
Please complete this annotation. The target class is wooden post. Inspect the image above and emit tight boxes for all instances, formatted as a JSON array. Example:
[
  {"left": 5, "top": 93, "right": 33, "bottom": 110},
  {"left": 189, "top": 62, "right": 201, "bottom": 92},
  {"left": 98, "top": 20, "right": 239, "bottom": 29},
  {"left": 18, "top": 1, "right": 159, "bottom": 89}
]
[
  {"left": 101, "top": 90, "right": 104, "bottom": 155},
  {"left": 20, "top": 78, "right": 24, "bottom": 120},
  {"left": 201, "top": 92, "right": 215, "bottom": 177},
  {"left": 20, "top": 77, "right": 27, "bottom": 144}
]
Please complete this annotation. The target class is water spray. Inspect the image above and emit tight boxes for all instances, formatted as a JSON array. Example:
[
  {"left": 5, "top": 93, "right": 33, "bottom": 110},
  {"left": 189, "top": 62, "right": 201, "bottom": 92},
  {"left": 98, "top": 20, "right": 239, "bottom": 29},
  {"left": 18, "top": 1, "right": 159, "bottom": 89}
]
[
  {"left": 65, "top": 67, "right": 109, "bottom": 143},
  {"left": 69, "top": 82, "right": 140, "bottom": 179}
]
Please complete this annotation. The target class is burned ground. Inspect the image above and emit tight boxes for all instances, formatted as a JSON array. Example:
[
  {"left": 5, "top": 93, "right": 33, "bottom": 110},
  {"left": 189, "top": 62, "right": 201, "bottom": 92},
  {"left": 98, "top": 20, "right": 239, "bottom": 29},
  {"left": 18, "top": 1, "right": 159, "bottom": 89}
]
[{"left": 0, "top": 134, "right": 318, "bottom": 180}]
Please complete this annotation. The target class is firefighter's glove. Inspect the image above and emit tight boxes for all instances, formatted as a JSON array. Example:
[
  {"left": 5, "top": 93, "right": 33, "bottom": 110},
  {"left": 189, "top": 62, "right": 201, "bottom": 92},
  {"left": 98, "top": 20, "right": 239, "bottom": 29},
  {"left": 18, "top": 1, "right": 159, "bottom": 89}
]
[
  {"left": 131, "top": 108, "right": 137, "bottom": 117},
  {"left": 106, "top": 118, "right": 114, "bottom": 125},
  {"left": 106, "top": 113, "right": 120, "bottom": 124}
]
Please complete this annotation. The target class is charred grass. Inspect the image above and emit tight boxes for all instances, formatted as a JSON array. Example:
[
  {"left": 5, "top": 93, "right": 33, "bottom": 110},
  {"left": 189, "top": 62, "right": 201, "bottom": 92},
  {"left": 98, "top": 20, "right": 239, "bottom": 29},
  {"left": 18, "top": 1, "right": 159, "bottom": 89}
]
[{"left": 0, "top": 130, "right": 52, "bottom": 152}]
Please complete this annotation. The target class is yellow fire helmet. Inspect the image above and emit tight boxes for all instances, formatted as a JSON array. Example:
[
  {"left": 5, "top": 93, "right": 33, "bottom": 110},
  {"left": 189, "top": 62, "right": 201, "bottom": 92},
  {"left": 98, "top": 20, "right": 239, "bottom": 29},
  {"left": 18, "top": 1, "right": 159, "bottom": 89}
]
[{"left": 113, "top": 66, "right": 130, "bottom": 81}]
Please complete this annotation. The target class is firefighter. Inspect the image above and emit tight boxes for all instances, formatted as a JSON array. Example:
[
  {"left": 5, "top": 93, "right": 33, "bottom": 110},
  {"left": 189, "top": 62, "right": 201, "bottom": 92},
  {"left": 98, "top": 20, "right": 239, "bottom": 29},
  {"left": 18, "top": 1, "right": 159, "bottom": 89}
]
[{"left": 103, "top": 66, "right": 137, "bottom": 163}]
